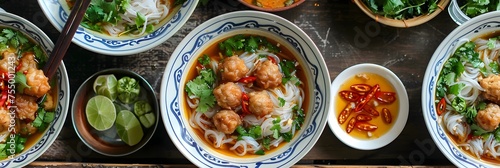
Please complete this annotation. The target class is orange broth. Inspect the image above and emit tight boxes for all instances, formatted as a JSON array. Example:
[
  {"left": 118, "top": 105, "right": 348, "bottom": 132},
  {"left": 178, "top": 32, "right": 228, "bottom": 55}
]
[
  {"left": 335, "top": 73, "right": 399, "bottom": 139},
  {"left": 183, "top": 35, "right": 309, "bottom": 157},
  {"left": 243, "top": 0, "right": 296, "bottom": 8}
]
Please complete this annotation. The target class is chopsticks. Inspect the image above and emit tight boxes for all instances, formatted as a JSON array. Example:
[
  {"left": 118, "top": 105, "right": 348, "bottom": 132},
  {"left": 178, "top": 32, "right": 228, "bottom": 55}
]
[{"left": 43, "top": 0, "right": 91, "bottom": 78}]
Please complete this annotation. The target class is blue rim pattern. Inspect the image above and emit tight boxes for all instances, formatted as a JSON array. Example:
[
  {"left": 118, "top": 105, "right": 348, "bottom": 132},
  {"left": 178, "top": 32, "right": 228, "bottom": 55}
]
[
  {"left": 38, "top": 0, "right": 198, "bottom": 55},
  {"left": 0, "top": 12, "right": 69, "bottom": 167},
  {"left": 423, "top": 12, "right": 500, "bottom": 168},
  {"left": 161, "top": 11, "right": 330, "bottom": 167}
]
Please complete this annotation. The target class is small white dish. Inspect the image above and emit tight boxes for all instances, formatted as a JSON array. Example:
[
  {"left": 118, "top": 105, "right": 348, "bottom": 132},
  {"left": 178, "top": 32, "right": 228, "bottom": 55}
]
[
  {"left": 328, "top": 63, "right": 409, "bottom": 150},
  {"left": 37, "top": 0, "right": 198, "bottom": 56}
]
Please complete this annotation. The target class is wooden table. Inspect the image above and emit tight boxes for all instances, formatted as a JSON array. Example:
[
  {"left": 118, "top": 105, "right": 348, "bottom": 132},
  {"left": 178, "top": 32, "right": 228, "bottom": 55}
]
[{"left": 0, "top": 0, "right": 457, "bottom": 166}]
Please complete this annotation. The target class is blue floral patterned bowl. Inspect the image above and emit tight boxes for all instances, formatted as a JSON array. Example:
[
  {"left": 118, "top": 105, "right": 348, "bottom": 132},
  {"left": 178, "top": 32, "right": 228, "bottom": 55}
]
[
  {"left": 37, "top": 0, "right": 198, "bottom": 56},
  {"left": 0, "top": 12, "right": 70, "bottom": 167},
  {"left": 423, "top": 11, "right": 500, "bottom": 167},
  {"left": 160, "top": 10, "right": 330, "bottom": 167}
]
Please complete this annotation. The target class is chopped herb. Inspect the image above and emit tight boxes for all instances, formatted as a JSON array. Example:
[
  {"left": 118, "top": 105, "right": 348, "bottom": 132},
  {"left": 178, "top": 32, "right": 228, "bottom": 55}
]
[
  {"left": 218, "top": 35, "right": 280, "bottom": 57},
  {"left": 459, "top": 0, "right": 500, "bottom": 18},
  {"left": 281, "top": 132, "right": 293, "bottom": 142},
  {"left": 262, "top": 137, "right": 271, "bottom": 150},
  {"left": 255, "top": 149, "right": 265, "bottom": 155},
  {"left": 278, "top": 97, "right": 285, "bottom": 107},
  {"left": 362, "top": 0, "right": 439, "bottom": 20},
  {"left": 185, "top": 69, "right": 216, "bottom": 113},
  {"left": 198, "top": 54, "right": 211, "bottom": 66},
  {"left": 280, "top": 59, "right": 300, "bottom": 85},
  {"left": 271, "top": 117, "right": 281, "bottom": 139},
  {"left": 292, "top": 105, "right": 305, "bottom": 130}
]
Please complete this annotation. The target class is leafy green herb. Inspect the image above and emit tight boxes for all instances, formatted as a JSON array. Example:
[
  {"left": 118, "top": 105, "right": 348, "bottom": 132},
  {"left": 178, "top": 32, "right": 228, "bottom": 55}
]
[
  {"left": 185, "top": 69, "right": 216, "bottom": 113},
  {"left": 198, "top": 54, "right": 211, "bottom": 66},
  {"left": 14, "top": 72, "right": 30, "bottom": 93},
  {"left": 271, "top": 117, "right": 281, "bottom": 139},
  {"left": 280, "top": 59, "right": 300, "bottom": 85},
  {"left": 488, "top": 37, "right": 497, "bottom": 49},
  {"left": 363, "top": 0, "right": 439, "bottom": 20},
  {"left": 459, "top": 0, "right": 500, "bottom": 18},
  {"left": 218, "top": 35, "right": 280, "bottom": 57},
  {"left": 32, "top": 108, "right": 55, "bottom": 131},
  {"left": 82, "top": 0, "right": 129, "bottom": 32},
  {"left": 262, "top": 137, "right": 271, "bottom": 150},
  {"left": 278, "top": 97, "right": 286, "bottom": 107},
  {"left": 255, "top": 149, "right": 265, "bottom": 155},
  {"left": 292, "top": 105, "right": 305, "bottom": 130},
  {"left": 236, "top": 125, "right": 262, "bottom": 140},
  {"left": 281, "top": 132, "right": 293, "bottom": 142},
  {"left": 471, "top": 123, "right": 489, "bottom": 136}
]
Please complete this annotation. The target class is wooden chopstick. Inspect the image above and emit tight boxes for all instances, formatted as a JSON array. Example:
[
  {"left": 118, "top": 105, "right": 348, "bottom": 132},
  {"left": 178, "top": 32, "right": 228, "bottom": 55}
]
[{"left": 43, "top": 0, "right": 91, "bottom": 78}]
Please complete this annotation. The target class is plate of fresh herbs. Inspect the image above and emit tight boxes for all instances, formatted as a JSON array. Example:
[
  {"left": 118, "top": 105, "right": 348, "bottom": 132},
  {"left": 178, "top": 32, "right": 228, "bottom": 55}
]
[{"left": 353, "top": 0, "right": 450, "bottom": 27}]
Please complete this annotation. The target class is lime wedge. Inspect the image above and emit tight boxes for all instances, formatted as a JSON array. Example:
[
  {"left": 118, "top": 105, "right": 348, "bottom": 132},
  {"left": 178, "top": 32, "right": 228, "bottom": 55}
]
[
  {"left": 93, "top": 74, "right": 118, "bottom": 101},
  {"left": 86, "top": 95, "right": 116, "bottom": 131},
  {"left": 116, "top": 110, "right": 144, "bottom": 146}
]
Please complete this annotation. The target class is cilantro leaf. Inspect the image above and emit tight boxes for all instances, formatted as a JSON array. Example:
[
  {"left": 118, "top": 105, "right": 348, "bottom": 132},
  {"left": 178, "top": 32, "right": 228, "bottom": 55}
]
[{"left": 185, "top": 69, "right": 216, "bottom": 113}]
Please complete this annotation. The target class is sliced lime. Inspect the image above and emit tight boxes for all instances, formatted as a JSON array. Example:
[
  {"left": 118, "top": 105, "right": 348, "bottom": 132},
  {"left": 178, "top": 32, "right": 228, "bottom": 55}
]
[
  {"left": 116, "top": 110, "right": 144, "bottom": 146},
  {"left": 139, "top": 113, "right": 155, "bottom": 129},
  {"left": 85, "top": 95, "right": 116, "bottom": 131},
  {"left": 93, "top": 74, "right": 118, "bottom": 101}
]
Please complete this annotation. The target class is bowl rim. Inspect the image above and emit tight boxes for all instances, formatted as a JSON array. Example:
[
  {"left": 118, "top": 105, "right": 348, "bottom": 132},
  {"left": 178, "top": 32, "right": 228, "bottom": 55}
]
[
  {"left": 36, "top": 0, "right": 199, "bottom": 56},
  {"left": 422, "top": 10, "right": 500, "bottom": 167},
  {"left": 328, "top": 63, "right": 409, "bottom": 150},
  {"left": 353, "top": 0, "right": 450, "bottom": 28},
  {"left": 159, "top": 10, "right": 330, "bottom": 167},
  {"left": 0, "top": 12, "right": 70, "bottom": 167},
  {"left": 237, "top": 0, "right": 305, "bottom": 12},
  {"left": 71, "top": 68, "right": 159, "bottom": 157}
]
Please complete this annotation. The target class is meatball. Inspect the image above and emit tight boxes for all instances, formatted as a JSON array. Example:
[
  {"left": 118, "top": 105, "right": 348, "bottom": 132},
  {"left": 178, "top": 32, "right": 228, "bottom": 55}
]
[
  {"left": 219, "top": 56, "right": 249, "bottom": 82},
  {"left": 248, "top": 91, "right": 274, "bottom": 117},
  {"left": 254, "top": 60, "right": 282, "bottom": 89},
  {"left": 19, "top": 121, "right": 37, "bottom": 136},
  {"left": 18, "top": 52, "right": 38, "bottom": 73},
  {"left": 24, "top": 67, "right": 51, "bottom": 98},
  {"left": 476, "top": 103, "right": 500, "bottom": 132},
  {"left": 15, "top": 93, "right": 38, "bottom": 121},
  {"left": 480, "top": 75, "right": 500, "bottom": 104},
  {"left": 0, "top": 107, "right": 10, "bottom": 132},
  {"left": 212, "top": 109, "right": 242, "bottom": 134},
  {"left": 213, "top": 82, "right": 242, "bottom": 109},
  {"left": 0, "top": 51, "right": 14, "bottom": 73}
]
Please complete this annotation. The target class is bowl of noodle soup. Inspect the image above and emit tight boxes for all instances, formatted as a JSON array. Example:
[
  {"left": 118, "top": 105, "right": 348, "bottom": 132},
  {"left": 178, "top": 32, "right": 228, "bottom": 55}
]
[
  {"left": 160, "top": 10, "right": 330, "bottom": 166},
  {"left": 0, "top": 11, "right": 69, "bottom": 167},
  {"left": 423, "top": 11, "right": 500, "bottom": 167},
  {"left": 37, "top": 0, "right": 198, "bottom": 56}
]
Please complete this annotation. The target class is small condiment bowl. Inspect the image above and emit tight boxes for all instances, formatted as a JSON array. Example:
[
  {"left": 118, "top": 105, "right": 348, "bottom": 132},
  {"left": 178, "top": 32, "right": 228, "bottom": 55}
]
[
  {"left": 328, "top": 63, "right": 409, "bottom": 150},
  {"left": 238, "top": 0, "right": 305, "bottom": 12},
  {"left": 72, "top": 68, "right": 159, "bottom": 156}
]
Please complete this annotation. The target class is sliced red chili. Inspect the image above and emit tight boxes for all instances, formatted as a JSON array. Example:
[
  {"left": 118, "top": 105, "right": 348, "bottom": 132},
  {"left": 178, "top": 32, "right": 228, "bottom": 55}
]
[
  {"left": 355, "top": 122, "right": 378, "bottom": 131},
  {"left": 346, "top": 117, "right": 357, "bottom": 133},
  {"left": 375, "top": 91, "right": 396, "bottom": 104},
  {"left": 196, "top": 62, "right": 204, "bottom": 70},
  {"left": 338, "top": 103, "right": 353, "bottom": 124},
  {"left": 437, "top": 97, "right": 446, "bottom": 116},
  {"left": 267, "top": 56, "right": 277, "bottom": 64},
  {"left": 339, "top": 91, "right": 361, "bottom": 102},
  {"left": 238, "top": 76, "right": 257, "bottom": 84},
  {"left": 0, "top": 81, "right": 7, "bottom": 106},
  {"left": 356, "top": 114, "right": 372, "bottom": 121},
  {"left": 354, "top": 84, "right": 380, "bottom": 112},
  {"left": 363, "top": 105, "right": 380, "bottom": 116},
  {"left": 350, "top": 84, "right": 372, "bottom": 92},
  {"left": 241, "top": 93, "right": 251, "bottom": 116},
  {"left": 382, "top": 108, "right": 392, "bottom": 124}
]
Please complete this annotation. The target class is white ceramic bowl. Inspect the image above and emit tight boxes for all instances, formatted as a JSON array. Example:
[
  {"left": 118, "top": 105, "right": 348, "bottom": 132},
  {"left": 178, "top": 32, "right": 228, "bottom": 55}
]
[
  {"left": 160, "top": 10, "right": 330, "bottom": 167},
  {"left": 328, "top": 63, "right": 409, "bottom": 150},
  {"left": 422, "top": 11, "right": 500, "bottom": 167},
  {"left": 37, "top": 0, "right": 198, "bottom": 56},
  {"left": 0, "top": 12, "right": 70, "bottom": 167}
]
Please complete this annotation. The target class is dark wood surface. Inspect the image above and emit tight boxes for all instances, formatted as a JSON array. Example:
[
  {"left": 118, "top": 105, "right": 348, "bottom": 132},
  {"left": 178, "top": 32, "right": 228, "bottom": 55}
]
[{"left": 0, "top": 0, "right": 458, "bottom": 166}]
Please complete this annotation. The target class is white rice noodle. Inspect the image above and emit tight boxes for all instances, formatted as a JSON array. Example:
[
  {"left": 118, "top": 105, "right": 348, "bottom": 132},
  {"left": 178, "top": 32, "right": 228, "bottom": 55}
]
[
  {"left": 103, "top": 0, "right": 170, "bottom": 36},
  {"left": 460, "top": 137, "right": 485, "bottom": 159},
  {"left": 230, "top": 138, "right": 262, "bottom": 156},
  {"left": 189, "top": 110, "right": 212, "bottom": 131},
  {"left": 269, "top": 137, "right": 283, "bottom": 148},
  {"left": 443, "top": 111, "right": 470, "bottom": 143},
  {"left": 204, "top": 129, "right": 226, "bottom": 148},
  {"left": 484, "top": 134, "right": 500, "bottom": 159},
  {"left": 242, "top": 114, "right": 266, "bottom": 126}
]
